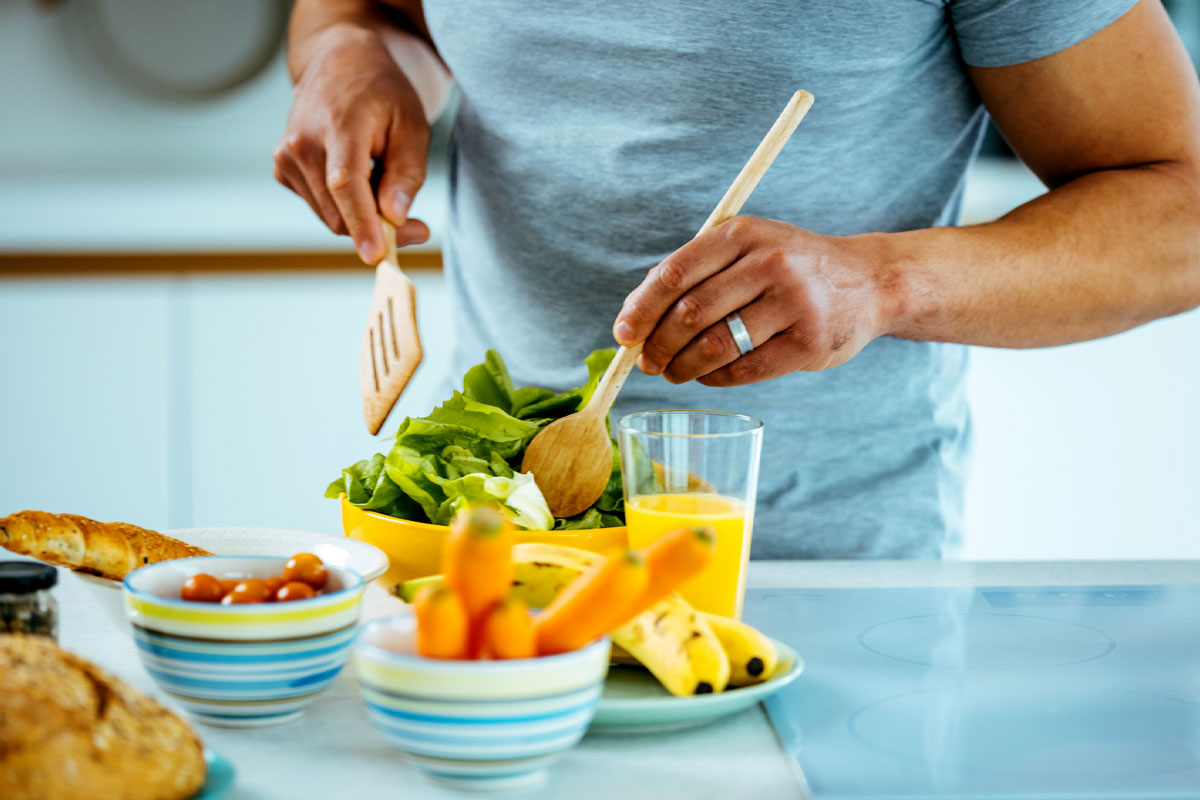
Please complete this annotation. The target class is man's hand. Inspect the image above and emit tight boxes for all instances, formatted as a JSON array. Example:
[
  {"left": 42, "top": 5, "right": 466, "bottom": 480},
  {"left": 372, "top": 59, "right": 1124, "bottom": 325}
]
[
  {"left": 616, "top": 1, "right": 1200, "bottom": 387},
  {"left": 274, "top": 24, "right": 432, "bottom": 264},
  {"left": 613, "top": 217, "right": 900, "bottom": 387}
]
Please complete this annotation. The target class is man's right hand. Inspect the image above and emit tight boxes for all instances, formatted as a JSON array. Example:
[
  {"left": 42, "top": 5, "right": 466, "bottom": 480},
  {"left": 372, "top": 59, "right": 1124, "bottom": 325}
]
[{"left": 274, "top": 24, "right": 431, "bottom": 264}]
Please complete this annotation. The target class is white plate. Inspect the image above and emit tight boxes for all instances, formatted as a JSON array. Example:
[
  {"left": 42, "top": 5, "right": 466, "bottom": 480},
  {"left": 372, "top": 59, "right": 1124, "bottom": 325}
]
[
  {"left": 166, "top": 527, "right": 388, "bottom": 583},
  {"left": 589, "top": 640, "right": 804, "bottom": 734},
  {"left": 76, "top": 526, "right": 388, "bottom": 634}
]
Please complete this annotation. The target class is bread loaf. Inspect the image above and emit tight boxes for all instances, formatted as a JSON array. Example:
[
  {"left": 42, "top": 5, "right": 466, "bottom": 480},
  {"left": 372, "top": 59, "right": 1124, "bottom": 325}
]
[
  {"left": 0, "top": 634, "right": 207, "bottom": 800},
  {"left": 0, "top": 510, "right": 210, "bottom": 580}
]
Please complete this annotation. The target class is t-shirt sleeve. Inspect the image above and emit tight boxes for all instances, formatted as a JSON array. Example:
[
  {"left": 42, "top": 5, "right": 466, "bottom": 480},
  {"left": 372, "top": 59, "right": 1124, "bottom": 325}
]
[{"left": 950, "top": 0, "right": 1140, "bottom": 68}]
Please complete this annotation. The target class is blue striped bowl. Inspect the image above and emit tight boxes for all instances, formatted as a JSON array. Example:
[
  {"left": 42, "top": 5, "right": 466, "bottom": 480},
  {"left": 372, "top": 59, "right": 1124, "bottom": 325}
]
[
  {"left": 124, "top": 555, "right": 365, "bottom": 727},
  {"left": 355, "top": 614, "right": 610, "bottom": 791}
]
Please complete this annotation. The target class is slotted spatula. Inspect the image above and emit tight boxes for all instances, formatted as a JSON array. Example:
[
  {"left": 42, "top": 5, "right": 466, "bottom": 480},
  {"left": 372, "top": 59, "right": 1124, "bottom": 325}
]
[
  {"left": 522, "top": 89, "right": 815, "bottom": 517},
  {"left": 360, "top": 221, "right": 423, "bottom": 435}
]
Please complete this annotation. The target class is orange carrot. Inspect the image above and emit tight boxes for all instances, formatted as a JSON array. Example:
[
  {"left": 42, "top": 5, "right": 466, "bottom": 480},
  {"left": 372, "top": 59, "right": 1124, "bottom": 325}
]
[
  {"left": 534, "top": 549, "right": 648, "bottom": 656},
  {"left": 482, "top": 598, "right": 536, "bottom": 659},
  {"left": 442, "top": 505, "right": 514, "bottom": 657},
  {"left": 413, "top": 584, "right": 468, "bottom": 660},
  {"left": 630, "top": 525, "right": 716, "bottom": 616}
]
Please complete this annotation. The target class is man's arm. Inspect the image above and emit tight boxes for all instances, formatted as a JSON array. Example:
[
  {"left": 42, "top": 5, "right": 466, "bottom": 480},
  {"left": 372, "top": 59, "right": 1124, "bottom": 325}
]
[
  {"left": 613, "top": 0, "right": 1200, "bottom": 386},
  {"left": 889, "top": 0, "right": 1200, "bottom": 347},
  {"left": 275, "top": 0, "right": 451, "bottom": 263}
]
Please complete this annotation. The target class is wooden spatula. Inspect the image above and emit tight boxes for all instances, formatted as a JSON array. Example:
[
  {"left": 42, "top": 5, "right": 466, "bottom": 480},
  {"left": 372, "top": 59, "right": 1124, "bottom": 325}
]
[
  {"left": 360, "top": 221, "right": 423, "bottom": 435},
  {"left": 522, "top": 89, "right": 815, "bottom": 518}
]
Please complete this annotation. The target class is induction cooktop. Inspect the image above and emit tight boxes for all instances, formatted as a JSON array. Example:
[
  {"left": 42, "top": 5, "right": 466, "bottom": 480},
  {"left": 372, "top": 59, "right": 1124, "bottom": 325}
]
[{"left": 743, "top": 584, "right": 1200, "bottom": 800}]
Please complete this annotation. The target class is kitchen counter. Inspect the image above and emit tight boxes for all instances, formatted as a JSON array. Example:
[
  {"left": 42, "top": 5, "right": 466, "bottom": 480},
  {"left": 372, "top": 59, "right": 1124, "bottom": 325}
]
[{"left": 55, "top": 558, "right": 1198, "bottom": 800}]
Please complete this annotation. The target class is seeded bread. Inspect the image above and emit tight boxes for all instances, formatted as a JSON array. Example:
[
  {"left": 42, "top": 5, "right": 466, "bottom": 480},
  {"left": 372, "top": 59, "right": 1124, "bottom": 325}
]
[
  {"left": 0, "top": 634, "right": 207, "bottom": 800},
  {"left": 0, "top": 510, "right": 210, "bottom": 580}
]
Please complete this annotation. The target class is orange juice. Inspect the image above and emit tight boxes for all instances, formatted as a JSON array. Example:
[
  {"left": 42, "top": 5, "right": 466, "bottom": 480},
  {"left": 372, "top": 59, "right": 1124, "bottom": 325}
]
[{"left": 624, "top": 493, "right": 752, "bottom": 618}]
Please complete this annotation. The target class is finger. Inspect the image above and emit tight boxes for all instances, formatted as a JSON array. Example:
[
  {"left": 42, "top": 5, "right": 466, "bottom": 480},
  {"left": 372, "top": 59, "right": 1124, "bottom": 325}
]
[
  {"left": 695, "top": 333, "right": 810, "bottom": 388},
  {"left": 662, "top": 297, "right": 788, "bottom": 385},
  {"left": 326, "top": 134, "right": 385, "bottom": 263},
  {"left": 394, "top": 217, "right": 430, "bottom": 246},
  {"left": 639, "top": 257, "right": 765, "bottom": 375},
  {"left": 297, "top": 151, "right": 352, "bottom": 237},
  {"left": 378, "top": 116, "right": 430, "bottom": 226},
  {"left": 613, "top": 218, "right": 752, "bottom": 347},
  {"left": 276, "top": 157, "right": 347, "bottom": 235}
]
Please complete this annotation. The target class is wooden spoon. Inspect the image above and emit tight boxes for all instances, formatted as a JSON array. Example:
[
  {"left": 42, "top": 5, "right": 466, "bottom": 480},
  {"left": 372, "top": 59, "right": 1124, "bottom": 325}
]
[
  {"left": 360, "top": 221, "right": 423, "bottom": 435},
  {"left": 523, "top": 89, "right": 815, "bottom": 518}
]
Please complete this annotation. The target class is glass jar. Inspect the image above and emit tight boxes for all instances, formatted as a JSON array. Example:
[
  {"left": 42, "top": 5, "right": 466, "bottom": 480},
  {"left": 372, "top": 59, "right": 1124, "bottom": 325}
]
[{"left": 0, "top": 561, "right": 59, "bottom": 639}]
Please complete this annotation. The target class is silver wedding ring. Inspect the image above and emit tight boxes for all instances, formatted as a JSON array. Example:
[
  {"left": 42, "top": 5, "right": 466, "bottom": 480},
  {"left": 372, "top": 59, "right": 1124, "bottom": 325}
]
[{"left": 725, "top": 312, "right": 754, "bottom": 356}]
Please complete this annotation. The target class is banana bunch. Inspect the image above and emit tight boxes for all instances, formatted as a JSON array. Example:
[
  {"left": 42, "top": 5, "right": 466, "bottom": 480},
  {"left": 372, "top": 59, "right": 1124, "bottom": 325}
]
[{"left": 393, "top": 543, "right": 778, "bottom": 696}]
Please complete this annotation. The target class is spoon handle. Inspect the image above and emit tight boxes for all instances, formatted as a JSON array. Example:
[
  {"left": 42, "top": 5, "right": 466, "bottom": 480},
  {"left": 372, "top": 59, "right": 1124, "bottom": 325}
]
[{"left": 590, "top": 89, "right": 815, "bottom": 416}]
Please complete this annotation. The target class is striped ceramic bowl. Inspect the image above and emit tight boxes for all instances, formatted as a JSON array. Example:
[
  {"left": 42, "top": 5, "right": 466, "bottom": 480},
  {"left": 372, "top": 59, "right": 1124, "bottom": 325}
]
[
  {"left": 355, "top": 614, "right": 610, "bottom": 791},
  {"left": 124, "top": 555, "right": 365, "bottom": 727}
]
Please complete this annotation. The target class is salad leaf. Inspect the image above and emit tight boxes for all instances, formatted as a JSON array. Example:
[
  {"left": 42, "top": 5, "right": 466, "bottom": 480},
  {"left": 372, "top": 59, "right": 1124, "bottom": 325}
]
[
  {"left": 430, "top": 472, "right": 555, "bottom": 530},
  {"left": 462, "top": 350, "right": 517, "bottom": 413},
  {"left": 324, "top": 454, "right": 425, "bottom": 521},
  {"left": 330, "top": 349, "right": 626, "bottom": 531}
]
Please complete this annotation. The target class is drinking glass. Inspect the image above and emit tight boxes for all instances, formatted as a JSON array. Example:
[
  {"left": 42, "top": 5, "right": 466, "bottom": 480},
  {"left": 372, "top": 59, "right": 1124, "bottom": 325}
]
[{"left": 617, "top": 410, "right": 763, "bottom": 618}]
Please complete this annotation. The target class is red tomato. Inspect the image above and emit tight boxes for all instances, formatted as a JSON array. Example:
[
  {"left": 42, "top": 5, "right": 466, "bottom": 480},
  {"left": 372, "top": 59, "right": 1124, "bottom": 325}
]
[
  {"left": 218, "top": 578, "right": 240, "bottom": 598},
  {"left": 264, "top": 576, "right": 288, "bottom": 600},
  {"left": 181, "top": 573, "right": 223, "bottom": 603},
  {"left": 220, "top": 579, "right": 272, "bottom": 605},
  {"left": 284, "top": 553, "right": 327, "bottom": 589},
  {"left": 275, "top": 581, "right": 317, "bottom": 602}
]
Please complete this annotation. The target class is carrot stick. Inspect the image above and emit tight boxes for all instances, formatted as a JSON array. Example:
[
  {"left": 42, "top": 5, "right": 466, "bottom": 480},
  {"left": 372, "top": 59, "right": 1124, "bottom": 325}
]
[
  {"left": 534, "top": 549, "right": 648, "bottom": 656},
  {"left": 482, "top": 598, "right": 536, "bottom": 659},
  {"left": 629, "top": 524, "right": 715, "bottom": 617},
  {"left": 442, "top": 505, "right": 514, "bottom": 657},
  {"left": 413, "top": 584, "right": 468, "bottom": 660}
]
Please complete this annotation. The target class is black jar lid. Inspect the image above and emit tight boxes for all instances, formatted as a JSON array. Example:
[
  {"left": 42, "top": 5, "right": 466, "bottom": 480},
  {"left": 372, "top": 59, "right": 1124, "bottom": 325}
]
[{"left": 0, "top": 561, "right": 58, "bottom": 593}]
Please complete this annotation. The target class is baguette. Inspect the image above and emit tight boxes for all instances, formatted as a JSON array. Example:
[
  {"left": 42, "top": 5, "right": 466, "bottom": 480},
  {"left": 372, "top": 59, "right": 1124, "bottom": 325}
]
[
  {"left": 0, "top": 634, "right": 207, "bottom": 800},
  {"left": 0, "top": 510, "right": 211, "bottom": 581}
]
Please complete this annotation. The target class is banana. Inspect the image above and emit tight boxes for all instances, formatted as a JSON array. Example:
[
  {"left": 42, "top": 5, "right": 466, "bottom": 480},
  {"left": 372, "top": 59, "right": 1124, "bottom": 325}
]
[
  {"left": 395, "top": 574, "right": 442, "bottom": 603},
  {"left": 612, "top": 595, "right": 730, "bottom": 696},
  {"left": 700, "top": 612, "right": 778, "bottom": 687},
  {"left": 392, "top": 543, "right": 602, "bottom": 607},
  {"left": 508, "top": 543, "right": 601, "bottom": 608},
  {"left": 608, "top": 643, "right": 640, "bottom": 667}
]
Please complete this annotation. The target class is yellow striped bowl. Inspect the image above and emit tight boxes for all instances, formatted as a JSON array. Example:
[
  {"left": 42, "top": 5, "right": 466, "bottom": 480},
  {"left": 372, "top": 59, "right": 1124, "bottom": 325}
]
[
  {"left": 354, "top": 614, "right": 610, "bottom": 791},
  {"left": 124, "top": 556, "right": 365, "bottom": 727}
]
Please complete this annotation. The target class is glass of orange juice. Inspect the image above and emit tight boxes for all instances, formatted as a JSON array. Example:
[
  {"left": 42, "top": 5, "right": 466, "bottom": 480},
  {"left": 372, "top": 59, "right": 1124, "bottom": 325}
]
[{"left": 617, "top": 410, "right": 763, "bottom": 618}]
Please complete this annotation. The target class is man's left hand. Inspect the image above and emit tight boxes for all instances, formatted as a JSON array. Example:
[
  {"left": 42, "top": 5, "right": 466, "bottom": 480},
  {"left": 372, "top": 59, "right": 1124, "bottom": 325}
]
[{"left": 612, "top": 216, "right": 903, "bottom": 386}]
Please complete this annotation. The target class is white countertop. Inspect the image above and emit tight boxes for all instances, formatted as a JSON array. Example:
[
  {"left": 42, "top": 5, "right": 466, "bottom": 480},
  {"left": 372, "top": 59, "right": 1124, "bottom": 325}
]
[{"left": 53, "top": 558, "right": 1198, "bottom": 800}]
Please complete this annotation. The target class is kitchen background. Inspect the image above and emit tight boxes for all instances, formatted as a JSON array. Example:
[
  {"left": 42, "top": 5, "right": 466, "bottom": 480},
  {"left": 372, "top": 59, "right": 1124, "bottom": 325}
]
[{"left": 2, "top": 0, "right": 1198, "bottom": 561}]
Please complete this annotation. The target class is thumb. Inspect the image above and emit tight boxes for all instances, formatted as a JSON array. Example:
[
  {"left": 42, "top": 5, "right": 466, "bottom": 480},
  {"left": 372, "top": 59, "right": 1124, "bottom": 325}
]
[{"left": 378, "top": 117, "right": 430, "bottom": 227}]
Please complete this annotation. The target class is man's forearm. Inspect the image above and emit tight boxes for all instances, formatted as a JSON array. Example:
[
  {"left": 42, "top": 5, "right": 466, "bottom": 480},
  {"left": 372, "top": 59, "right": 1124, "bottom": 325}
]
[
  {"left": 288, "top": 0, "right": 451, "bottom": 121},
  {"left": 884, "top": 161, "right": 1200, "bottom": 348}
]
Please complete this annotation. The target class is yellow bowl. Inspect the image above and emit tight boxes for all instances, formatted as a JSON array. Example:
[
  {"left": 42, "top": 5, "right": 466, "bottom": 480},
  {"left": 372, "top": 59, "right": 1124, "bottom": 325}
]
[{"left": 340, "top": 495, "right": 628, "bottom": 588}]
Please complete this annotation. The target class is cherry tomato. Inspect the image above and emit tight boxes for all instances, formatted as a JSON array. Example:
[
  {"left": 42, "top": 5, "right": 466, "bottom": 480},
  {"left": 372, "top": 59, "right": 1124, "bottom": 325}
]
[
  {"left": 220, "top": 578, "right": 273, "bottom": 605},
  {"left": 218, "top": 578, "right": 240, "bottom": 597},
  {"left": 275, "top": 581, "right": 317, "bottom": 602},
  {"left": 284, "top": 553, "right": 327, "bottom": 589},
  {"left": 264, "top": 576, "right": 287, "bottom": 600},
  {"left": 181, "top": 573, "right": 223, "bottom": 603}
]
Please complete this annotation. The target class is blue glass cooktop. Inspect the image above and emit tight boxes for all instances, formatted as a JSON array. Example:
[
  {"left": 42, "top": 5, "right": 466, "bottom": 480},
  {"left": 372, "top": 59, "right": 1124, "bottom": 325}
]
[{"left": 744, "top": 585, "right": 1200, "bottom": 799}]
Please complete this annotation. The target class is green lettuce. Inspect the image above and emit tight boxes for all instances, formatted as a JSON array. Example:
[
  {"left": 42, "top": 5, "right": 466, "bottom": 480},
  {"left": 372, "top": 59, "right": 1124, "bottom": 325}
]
[{"left": 326, "top": 349, "right": 625, "bottom": 531}]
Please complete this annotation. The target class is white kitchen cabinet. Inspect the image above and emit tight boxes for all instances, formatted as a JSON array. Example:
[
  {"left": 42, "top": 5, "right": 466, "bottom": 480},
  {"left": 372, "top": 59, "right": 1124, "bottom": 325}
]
[
  {"left": 964, "top": 309, "right": 1200, "bottom": 561},
  {"left": 185, "top": 271, "right": 454, "bottom": 534},
  {"left": 0, "top": 277, "right": 174, "bottom": 529}
]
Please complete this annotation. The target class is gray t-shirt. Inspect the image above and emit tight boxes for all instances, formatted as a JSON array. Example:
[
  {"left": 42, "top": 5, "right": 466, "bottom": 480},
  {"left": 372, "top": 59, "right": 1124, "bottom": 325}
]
[{"left": 421, "top": 0, "right": 1137, "bottom": 558}]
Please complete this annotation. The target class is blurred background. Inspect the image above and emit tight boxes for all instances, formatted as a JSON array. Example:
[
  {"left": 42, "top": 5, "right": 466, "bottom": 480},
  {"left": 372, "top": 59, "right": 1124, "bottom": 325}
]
[{"left": 1, "top": 0, "right": 1198, "bottom": 561}]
